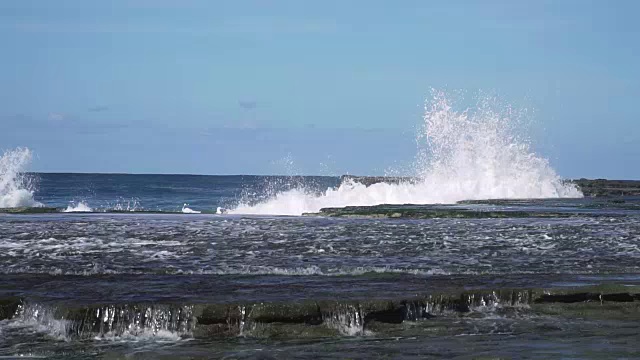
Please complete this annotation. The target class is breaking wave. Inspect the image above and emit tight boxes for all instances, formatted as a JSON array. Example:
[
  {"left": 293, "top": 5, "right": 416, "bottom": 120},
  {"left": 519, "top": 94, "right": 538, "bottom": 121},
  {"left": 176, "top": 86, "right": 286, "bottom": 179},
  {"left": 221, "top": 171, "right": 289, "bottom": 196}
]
[
  {"left": 231, "top": 90, "right": 582, "bottom": 215},
  {"left": 64, "top": 201, "right": 93, "bottom": 213},
  {"left": 0, "top": 148, "right": 42, "bottom": 208},
  {"left": 181, "top": 204, "right": 201, "bottom": 214}
]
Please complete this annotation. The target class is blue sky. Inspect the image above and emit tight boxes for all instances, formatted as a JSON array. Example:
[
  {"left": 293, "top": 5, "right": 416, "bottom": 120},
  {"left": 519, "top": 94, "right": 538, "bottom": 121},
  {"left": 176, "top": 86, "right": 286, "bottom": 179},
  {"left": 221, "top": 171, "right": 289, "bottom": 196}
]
[{"left": 1, "top": 0, "right": 639, "bottom": 178}]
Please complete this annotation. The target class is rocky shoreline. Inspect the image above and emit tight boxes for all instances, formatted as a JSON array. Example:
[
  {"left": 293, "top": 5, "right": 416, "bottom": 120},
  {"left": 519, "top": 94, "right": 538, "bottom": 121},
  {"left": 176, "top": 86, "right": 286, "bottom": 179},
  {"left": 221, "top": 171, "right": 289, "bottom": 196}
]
[
  {"left": 341, "top": 175, "right": 640, "bottom": 197},
  {"left": 2, "top": 284, "right": 639, "bottom": 339},
  {"left": 304, "top": 204, "right": 580, "bottom": 219},
  {"left": 1, "top": 177, "right": 638, "bottom": 215}
]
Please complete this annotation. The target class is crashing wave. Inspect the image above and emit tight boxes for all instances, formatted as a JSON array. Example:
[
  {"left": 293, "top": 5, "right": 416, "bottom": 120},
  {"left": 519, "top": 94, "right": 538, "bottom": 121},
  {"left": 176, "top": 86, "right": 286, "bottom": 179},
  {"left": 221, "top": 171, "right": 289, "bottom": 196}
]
[
  {"left": 181, "top": 204, "right": 201, "bottom": 214},
  {"left": 231, "top": 90, "right": 582, "bottom": 215},
  {"left": 64, "top": 201, "right": 93, "bottom": 213},
  {"left": 0, "top": 147, "right": 42, "bottom": 208}
]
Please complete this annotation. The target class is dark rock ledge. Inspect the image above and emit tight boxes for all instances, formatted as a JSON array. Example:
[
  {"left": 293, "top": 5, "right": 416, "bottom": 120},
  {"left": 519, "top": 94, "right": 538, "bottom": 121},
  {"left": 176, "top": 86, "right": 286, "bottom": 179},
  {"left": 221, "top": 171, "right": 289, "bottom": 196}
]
[
  {"left": 2, "top": 285, "right": 640, "bottom": 339},
  {"left": 341, "top": 175, "right": 640, "bottom": 197},
  {"left": 304, "top": 204, "right": 578, "bottom": 219}
]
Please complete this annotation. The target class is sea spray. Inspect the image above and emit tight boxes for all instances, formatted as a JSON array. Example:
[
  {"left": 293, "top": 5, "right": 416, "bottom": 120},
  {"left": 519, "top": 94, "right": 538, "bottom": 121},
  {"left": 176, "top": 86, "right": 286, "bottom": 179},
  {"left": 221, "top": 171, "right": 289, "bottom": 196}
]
[
  {"left": 64, "top": 201, "right": 93, "bottom": 213},
  {"left": 181, "top": 204, "right": 201, "bottom": 214},
  {"left": 231, "top": 91, "right": 582, "bottom": 215},
  {"left": 414, "top": 90, "right": 580, "bottom": 200},
  {"left": 0, "top": 147, "right": 42, "bottom": 208}
]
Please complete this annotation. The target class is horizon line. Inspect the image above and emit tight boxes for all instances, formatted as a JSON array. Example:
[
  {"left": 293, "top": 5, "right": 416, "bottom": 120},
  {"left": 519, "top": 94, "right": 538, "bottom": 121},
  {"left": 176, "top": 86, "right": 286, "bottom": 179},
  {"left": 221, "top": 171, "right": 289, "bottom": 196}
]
[
  {"left": 25, "top": 172, "right": 639, "bottom": 182},
  {"left": 28, "top": 171, "right": 343, "bottom": 177}
]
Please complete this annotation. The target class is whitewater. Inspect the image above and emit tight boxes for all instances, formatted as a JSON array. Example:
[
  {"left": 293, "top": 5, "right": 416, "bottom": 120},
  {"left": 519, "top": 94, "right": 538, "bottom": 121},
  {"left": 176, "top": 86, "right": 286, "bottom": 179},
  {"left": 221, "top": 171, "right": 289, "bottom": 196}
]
[
  {"left": 231, "top": 91, "right": 582, "bottom": 215},
  {"left": 0, "top": 148, "right": 42, "bottom": 208},
  {"left": 0, "top": 91, "right": 582, "bottom": 214}
]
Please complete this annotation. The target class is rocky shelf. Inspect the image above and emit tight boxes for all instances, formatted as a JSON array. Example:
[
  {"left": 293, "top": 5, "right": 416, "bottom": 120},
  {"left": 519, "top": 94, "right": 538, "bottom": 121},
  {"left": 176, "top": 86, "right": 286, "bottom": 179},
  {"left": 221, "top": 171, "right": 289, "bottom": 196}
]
[
  {"left": 341, "top": 175, "right": 640, "bottom": 197},
  {"left": 0, "top": 208, "right": 218, "bottom": 215},
  {"left": 304, "top": 204, "right": 581, "bottom": 219},
  {"left": 572, "top": 178, "right": 640, "bottom": 197},
  {"left": 2, "top": 284, "right": 639, "bottom": 339},
  {"left": 0, "top": 207, "right": 58, "bottom": 214}
]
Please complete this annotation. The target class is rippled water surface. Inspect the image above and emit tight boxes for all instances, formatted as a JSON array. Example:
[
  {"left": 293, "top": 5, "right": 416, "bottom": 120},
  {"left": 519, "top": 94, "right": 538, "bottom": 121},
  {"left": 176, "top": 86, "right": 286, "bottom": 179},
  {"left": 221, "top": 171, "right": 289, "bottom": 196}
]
[
  {"left": 1, "top": 212, "right": 640, "bottom": 277},
  {"left": 1, "top": 196, "right": 640, "bottom": 359}
]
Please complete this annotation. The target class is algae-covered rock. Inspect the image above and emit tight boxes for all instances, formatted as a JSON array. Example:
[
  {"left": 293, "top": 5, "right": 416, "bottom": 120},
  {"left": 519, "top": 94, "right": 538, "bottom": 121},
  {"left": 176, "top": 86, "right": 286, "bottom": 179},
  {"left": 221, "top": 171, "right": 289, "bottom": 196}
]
[
  {"left": 340, "top": 175, "right": 640, "bottom": 197},
  {"left": 3, "top": 283, "right": 639, "bottom": 340},
  {"left": 0, "top": 207, "right": 59, "bottom": 214},
  {"left": 573, "top": 178, "right": 640, "bottom": 197},
  {"left": 309, "top": 204, "right": 573, "bottom": 219},
  {"left": 251, "top": 302, "right": 322, "bottom": 325},
  {"left": 0, "top": 297, "right": 21, "bottom": 320},
  {"left": 532, "top": 302, "right": 640, "bottom": 321}
]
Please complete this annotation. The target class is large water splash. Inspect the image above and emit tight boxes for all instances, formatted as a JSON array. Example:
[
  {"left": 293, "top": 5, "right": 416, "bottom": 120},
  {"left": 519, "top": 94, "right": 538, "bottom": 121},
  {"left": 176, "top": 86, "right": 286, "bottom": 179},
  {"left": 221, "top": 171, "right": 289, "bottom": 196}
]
[
  {"left": 231, "top": 91, "right": 582, "bottom": 215},
  {"left": 64, "top": 201, "right": 93, "bottom": 212},
  {"left": 0, "top": 147, "right": 42, "bottom": 208}
]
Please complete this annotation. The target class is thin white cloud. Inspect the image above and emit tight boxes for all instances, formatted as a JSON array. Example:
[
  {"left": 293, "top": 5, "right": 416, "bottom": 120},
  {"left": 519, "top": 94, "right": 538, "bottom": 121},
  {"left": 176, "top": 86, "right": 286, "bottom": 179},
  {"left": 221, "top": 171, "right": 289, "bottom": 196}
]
[{"left": 48, "top": 113, "right": 65, "bottom": 122}]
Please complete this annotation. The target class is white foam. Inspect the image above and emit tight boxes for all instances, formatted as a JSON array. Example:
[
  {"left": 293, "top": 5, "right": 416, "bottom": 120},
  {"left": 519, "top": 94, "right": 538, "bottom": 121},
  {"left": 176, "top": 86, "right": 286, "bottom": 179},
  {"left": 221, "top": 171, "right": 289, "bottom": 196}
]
[
  {"left": 181, "top": 204, "right": 201, "bottom": 214},
  {"left": 0, "top": 148, "right": 43, "bottom": 208},
  {"left": 97, "top": 329, "right": 184, "bottom": 342},
  {"left": 9, "top": 302, "right": 71, "bottom": 341},
  {"left": 231, "top": 91, "right": 582, "bottom": 215},
  {"left": 323, "top": 304, "right": 370, "bottom": 336},
  {"left": 63, "top": 201, "right": 93, "bottom": 212},
  {"left": 9, "top": 302, "right": 192, "bottom": 342},
  {"left": 0, "top": 265, "right": 450, "bottom": 277},
  {"left": 199, "top": 265, "right": 449, "bottom": 277}
]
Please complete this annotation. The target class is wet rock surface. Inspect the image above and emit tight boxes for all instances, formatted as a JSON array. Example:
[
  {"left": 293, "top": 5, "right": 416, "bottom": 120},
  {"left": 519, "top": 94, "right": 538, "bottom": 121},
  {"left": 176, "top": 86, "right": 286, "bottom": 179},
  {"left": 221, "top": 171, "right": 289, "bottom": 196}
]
[
  {"left": 573, "top": 178, "right": 640, "bottom": 197},
  {"left": 306, "top": 204, "right": 578, "bottom": 219},
  {"left": 341, "top": 175, "right": 640, "bottom": 197},
  {"left": 2, "top": 285, "right": 640, "bottom": 339},
  {"left": 0, "top": 207, "right": 58, "bottom": 214}
]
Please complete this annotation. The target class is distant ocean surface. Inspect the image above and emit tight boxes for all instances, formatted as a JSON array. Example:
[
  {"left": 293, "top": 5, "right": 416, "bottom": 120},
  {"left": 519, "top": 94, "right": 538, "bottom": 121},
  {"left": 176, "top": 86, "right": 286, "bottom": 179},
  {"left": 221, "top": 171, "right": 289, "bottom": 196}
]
[{"left": 33, "top": 173, "right": 339, "bottom": 213}]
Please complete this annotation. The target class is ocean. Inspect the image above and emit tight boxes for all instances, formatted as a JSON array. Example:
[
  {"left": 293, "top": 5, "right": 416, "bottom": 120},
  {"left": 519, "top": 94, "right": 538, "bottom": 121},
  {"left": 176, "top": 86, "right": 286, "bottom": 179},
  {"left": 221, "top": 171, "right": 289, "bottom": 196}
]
[
  {"left": 1, "top": 173, "right": 640, "bottom": 359},
  {"left": 1, "top": 95, "right": 639, "bottom": 359}
]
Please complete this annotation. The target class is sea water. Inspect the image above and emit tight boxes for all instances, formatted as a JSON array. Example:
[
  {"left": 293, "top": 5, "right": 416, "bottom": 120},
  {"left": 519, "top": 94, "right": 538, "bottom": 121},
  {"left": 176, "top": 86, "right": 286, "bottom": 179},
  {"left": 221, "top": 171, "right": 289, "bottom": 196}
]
[{"left": 1, "top": 93, "right": 638, "bottom": 359}]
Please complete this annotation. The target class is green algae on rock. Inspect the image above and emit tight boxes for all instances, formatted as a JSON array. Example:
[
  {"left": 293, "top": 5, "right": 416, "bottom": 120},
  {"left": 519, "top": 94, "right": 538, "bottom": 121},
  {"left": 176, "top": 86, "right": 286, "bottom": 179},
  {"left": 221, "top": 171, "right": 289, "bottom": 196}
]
[
  {"left": 0, "top": 207, "right": 58, "bottom": 214},
  {"left": 305, "top": 204, "right": 575, "bottom": 219},
  {"left": 5, "top": 285, "right": 640, "bottom": 339},
  {"left": 341, "top": 175, "right": 640, "bottom": 197}
]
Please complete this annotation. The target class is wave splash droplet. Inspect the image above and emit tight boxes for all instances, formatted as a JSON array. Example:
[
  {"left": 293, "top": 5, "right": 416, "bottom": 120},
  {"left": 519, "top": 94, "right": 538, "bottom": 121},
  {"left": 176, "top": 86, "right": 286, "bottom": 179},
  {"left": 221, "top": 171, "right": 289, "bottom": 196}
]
[
  {"left": 231, "top": 91, "right": 582, "bottom": 215},
  {"left": 64, "top": 201, "right": 93, "bottom": 213},
  {"left": 0, "top": 147, "right": 42, "bottom": 208},
  {"left": 182, "top": 204, "right": 201, "bottom": 214}
]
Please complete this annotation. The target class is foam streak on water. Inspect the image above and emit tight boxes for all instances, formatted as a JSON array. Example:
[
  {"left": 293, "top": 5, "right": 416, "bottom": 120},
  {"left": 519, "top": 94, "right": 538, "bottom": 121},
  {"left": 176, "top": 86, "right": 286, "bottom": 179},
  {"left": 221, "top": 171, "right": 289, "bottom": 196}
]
[
  {"left": 231, "top": 91, "right": 582, "bottom": 215},
  {"left": 0, "top": 148, "right": 42, "bottom": 208}
]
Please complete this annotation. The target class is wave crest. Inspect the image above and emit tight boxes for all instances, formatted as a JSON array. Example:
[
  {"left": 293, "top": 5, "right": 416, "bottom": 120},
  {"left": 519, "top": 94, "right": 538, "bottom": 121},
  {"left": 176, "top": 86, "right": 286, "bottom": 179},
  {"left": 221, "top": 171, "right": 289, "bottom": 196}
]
[
  {"left": 231, "top": 91, "right": 582, "bottom": 215},
  {"left": 64, "top": 201, "right": 93, "bottom": 212},
  {"left": 0, "top": 147, "right": 42, "bottom": 208}
]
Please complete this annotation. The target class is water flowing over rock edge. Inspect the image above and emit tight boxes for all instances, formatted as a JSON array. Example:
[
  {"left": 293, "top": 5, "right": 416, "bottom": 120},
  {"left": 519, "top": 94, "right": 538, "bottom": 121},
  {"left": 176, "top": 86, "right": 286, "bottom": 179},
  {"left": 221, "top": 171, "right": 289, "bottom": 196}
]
[{"left": 2, "top": 284, "right": 640, "bottom": 340}]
